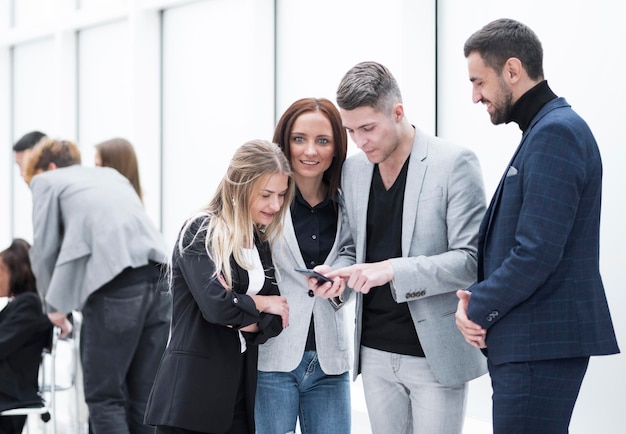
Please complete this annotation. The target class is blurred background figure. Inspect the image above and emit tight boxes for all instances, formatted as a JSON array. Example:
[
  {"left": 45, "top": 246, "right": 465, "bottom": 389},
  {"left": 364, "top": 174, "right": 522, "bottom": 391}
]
[
  {"left": 23, "top": 138, "right": 171, "bottom": 434},
  {"left": 95, "top": 137, "right": 143, "bottom": 201},
  {"left": 0, "top": 239, "right": 53, "bottom": 434},
  {"left": 12, "top": 131, "right": 47, "bottom": 178}
]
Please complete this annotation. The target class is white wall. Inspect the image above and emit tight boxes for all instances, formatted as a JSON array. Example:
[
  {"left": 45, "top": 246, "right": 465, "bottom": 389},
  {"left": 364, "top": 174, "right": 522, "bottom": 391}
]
[
  {"left": 1, "top": 1, "right": 623, "bottom": 432},
  {"left": 161, "top": 0, "right": 275, "bottom": 247}
]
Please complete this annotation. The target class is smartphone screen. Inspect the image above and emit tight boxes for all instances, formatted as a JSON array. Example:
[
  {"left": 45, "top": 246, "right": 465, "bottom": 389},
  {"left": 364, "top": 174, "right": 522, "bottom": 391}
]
[{"left": 293, "top": 268, "right": 333, "bottom": 284}]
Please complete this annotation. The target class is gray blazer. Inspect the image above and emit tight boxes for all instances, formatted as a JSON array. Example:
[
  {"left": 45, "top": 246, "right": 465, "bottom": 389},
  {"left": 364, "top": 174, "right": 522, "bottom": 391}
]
[
  {"left": 335, "top": 128, "right": 488, "bottom": 386},
  {"left": 29, "top": 165, "right": 168, "bottom": 313},
  {"left": 258, "top": 198, "right": 352, "bottom": 375}
]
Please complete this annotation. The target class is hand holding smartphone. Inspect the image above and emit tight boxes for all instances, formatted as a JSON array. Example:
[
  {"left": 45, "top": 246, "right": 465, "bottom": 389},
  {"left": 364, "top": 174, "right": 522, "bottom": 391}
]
[
  {"left": 294, "top": 268, "right": 344, "bottom": 309},
  {"left": 294, "top": 268, "right": 333, "bottom": 285}
]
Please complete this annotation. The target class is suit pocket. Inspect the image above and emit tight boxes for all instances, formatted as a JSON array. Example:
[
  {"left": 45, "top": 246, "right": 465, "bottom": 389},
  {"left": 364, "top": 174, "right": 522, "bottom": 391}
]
[{"left": 419, "top": 186, "right": 443, "bottom": 201}]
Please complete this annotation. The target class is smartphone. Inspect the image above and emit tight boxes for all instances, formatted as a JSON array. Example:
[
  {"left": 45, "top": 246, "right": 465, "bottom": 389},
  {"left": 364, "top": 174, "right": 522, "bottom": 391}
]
[{"left": 294, "top": 268, "right": 333, "bottom": 285}]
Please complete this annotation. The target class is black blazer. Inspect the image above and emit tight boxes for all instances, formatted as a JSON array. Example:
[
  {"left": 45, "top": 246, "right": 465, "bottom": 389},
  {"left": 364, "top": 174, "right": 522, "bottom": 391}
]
[
  {"left": 144, "top": 217, "right": 283, "bottom": 433},
  {"left": 0, "top": 292, "right": 52, "bottom": 412}
]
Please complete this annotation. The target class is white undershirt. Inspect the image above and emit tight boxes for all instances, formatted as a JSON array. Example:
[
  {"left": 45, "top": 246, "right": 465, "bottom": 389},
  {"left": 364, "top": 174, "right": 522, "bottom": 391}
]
[
  {"left": 238, "top": 245, "right": 264, "bottom": 353},
  {"left": 241, "top": 245, "right": 264, "bottom": 296},
  {"left": 0, "top": 296, "right": 10, "bottom": 312}
]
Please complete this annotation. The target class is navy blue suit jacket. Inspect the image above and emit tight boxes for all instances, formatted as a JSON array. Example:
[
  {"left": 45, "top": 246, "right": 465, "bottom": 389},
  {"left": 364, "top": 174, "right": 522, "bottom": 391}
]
[{"left": 467, "top": 97, "right": 619, "bottom": 365}]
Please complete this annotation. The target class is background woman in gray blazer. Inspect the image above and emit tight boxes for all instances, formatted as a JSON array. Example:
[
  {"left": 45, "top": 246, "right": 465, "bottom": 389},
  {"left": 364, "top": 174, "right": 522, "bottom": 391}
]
[{"left": 255, "top": 98, "right": 351, "bottom": 434}]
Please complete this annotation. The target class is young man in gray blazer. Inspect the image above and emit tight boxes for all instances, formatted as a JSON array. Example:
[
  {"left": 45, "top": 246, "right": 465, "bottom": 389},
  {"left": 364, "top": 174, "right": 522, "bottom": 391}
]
[
  {"left": 316, "top": 61, "right": 488, "bottom": 433},
  {"left": 24, "top": 139, "right": 171, "bottom": 434}
]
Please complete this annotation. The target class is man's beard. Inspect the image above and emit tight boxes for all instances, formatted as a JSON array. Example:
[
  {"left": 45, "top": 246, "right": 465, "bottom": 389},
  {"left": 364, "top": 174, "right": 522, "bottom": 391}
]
[{"left": 490, "top": 80, "right": 514, "bottom": 125}]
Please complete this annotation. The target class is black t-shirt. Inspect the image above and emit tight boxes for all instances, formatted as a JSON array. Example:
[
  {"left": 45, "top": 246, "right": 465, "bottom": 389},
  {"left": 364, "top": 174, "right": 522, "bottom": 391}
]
[{"left": 361, "top": 158, "right": 425, "bottom": 357}]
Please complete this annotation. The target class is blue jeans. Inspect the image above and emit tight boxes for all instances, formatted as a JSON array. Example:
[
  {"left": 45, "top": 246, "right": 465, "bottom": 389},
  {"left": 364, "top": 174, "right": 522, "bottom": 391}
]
[
  {"left": 360, "top": 346, "right": 467, "bottom": 434},
  {"left": 81, "top": 265, "right": 171, "bottom": 434},
  {"left": 255, "top": 351, "right": 350, "bottom": 434}
]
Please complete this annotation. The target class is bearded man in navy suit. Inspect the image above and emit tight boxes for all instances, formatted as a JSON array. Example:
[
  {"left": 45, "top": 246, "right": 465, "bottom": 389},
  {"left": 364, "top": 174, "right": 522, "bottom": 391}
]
[{"left": 455, "top": 18, "right": 620, "bottom": 434}]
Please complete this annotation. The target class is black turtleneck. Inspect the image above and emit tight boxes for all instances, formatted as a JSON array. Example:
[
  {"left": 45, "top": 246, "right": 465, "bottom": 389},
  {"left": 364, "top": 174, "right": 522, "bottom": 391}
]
[{"left": 507, "top": 80, "right": 557, "bottom": 132}]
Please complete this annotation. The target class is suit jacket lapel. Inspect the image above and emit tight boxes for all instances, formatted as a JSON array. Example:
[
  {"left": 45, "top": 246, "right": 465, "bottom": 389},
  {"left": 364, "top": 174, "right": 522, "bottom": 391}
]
[
  {"left": 353, "top": 157, "right": 374, "bottom": 263},
  {"left": 282, "top": 211, "right": 306, "bottom": 268},
  {"left": 402, "top": 130, "right": 427, "bottom": 256},
  {"left": 482, "top": 98, "right": 566, "bottom": 244}
]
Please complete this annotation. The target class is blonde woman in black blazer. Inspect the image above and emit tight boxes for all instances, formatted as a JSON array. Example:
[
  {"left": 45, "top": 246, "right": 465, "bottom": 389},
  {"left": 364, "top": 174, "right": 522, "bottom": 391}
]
[{"left": 145, "top": 140, "right": 295, "bottom": 434}]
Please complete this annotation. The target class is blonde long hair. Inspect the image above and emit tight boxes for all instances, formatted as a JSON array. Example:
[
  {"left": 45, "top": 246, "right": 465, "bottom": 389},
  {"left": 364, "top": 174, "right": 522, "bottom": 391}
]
[{"left": 179, "top": 139, "right": 294, "bottom": 289}]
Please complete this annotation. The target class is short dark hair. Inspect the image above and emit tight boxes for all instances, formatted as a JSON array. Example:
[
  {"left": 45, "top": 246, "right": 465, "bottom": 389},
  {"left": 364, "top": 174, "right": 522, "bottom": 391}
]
[
  {"left": 13, "top": 131, "right": 47, "bottom": 152},
  {"left": 464, "top": 18, "right": 544, "bottom": 81},
  {"left": 336, "top": 61, "right": 402, "bottom": 113}
]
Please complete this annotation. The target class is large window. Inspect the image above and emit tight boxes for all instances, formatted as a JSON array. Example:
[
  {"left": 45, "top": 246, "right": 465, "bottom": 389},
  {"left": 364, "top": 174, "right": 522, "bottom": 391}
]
[
  {"left": 11, "top": 38, "right": 56, "bottom": 242},
  {"left": 161, "top": 0, "right": 275, "bottom": 247}
]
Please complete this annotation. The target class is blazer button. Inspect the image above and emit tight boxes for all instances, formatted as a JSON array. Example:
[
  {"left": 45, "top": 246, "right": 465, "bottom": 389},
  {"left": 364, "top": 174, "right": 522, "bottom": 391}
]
[
  {"left": 308, "top": 289, "right": 314, "bottom": 297},
  {"left": 486, "top": 310, "right": 499, "bottom": 322}
]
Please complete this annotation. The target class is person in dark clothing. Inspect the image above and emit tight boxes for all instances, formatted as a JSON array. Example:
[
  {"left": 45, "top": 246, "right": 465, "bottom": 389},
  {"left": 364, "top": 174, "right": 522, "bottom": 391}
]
[{"left": 0, "top": 239, "right": 52, "bottom": 434}]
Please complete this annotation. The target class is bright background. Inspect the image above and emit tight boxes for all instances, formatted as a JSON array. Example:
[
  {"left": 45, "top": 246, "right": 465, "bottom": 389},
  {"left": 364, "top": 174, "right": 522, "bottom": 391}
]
[{"left": 1, "top": 1, "right": 624, "bottom": 433}]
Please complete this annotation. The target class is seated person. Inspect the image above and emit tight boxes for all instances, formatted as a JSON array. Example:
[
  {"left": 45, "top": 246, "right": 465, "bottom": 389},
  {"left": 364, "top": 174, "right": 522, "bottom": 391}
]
[{"left": 0, "top": 239, "right": 53, "bottom": 434}]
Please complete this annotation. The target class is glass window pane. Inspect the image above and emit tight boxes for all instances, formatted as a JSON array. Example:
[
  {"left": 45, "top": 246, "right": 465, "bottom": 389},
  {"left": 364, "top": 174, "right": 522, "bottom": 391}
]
[
  {"left": 13, "top": 0, "right": 56, "bottom": 27},
  {"left": 12, "top": 38, "right": 56, "bottom": 242},
  {"left": 77, "top": 20, "right": 131, "bottom": 164},
  {"left": 161, "top": 0, "right": 274, "bottom": 247}
]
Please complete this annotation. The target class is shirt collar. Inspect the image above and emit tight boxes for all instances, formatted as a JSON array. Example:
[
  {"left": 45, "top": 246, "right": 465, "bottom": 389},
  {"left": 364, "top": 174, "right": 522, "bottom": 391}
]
[
  {"left": 507, "top": 80, "right": 557, "bottom": 132},
  {"left": 293, "top": 185, "right": 332, "bottom": 210}
]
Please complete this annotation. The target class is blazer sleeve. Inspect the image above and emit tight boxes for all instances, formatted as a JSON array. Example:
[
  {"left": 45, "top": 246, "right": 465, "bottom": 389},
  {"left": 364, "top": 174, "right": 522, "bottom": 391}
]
[
  {"left": 391, "top": 147, "right": 486, "bottom": 301},
  {"left": 176, "top": 218, "right": 261, "bottom": 329},
  {"left": 0, "top": 294, "right": 51, "bottom": 359},
  {"left": 29, "top": 175, "right": 63, "bottom": 309},
  {"left": 244, "top": 238, "right": 283, "bottom": 345}
]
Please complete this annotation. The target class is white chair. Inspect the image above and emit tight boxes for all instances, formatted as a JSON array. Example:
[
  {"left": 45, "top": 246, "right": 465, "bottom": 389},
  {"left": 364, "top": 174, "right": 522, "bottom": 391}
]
[
  {"left": 1, "top": 326, "right": 59, "bottom": 434},
  {"left": 49, "top": 311, "right": 83, "bottom": 434}
]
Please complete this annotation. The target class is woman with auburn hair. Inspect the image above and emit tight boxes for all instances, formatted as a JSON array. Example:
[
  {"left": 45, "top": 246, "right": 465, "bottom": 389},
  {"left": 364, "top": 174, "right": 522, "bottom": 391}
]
[
  {"left": 255, "top": 98, "right": 351, "bottom": 434},
  {"left": 0, "top": 239, "right": 53, "bottom": 434},
  {"left": 95, "top": 138, "right": 143, "bottom": 201},
  {"left": 145, "top": 139, "right": 295, "bottom": 434}
]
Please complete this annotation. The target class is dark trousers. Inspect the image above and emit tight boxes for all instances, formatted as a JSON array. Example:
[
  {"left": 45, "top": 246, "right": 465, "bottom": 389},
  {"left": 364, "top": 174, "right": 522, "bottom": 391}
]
[
  {"left": 81, "top": 264, "right": 172, "bottom": 434},
  {"left": 489, "top": 357, "right": 589, "bottom": 434},
  {"left": 0, "top": 415, "right": 26, "bottom": 434},
  {"left": 153, "top": 352, "right": 250, "bottom": 434}
]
